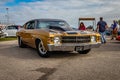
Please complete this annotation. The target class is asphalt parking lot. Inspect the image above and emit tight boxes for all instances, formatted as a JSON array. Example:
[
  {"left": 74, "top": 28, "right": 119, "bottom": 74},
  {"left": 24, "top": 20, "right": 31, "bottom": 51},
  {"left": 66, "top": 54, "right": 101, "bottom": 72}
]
[{"left": 0, "top": 40, "right": 120, "bottom": 80}]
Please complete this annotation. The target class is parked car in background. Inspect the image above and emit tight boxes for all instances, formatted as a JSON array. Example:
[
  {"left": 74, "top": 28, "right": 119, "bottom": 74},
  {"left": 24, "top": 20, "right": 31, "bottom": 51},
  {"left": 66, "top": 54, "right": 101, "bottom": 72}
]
[
  {"left": 118, "top": 30, "right": 120, "bottom": 36},
  {"left": 16, "top": 19, "right": 101, "bottom": 57},
  {"left": 105, "top": 30, "right": 112, "bottom": 36},
  {"left": 3, "top": 25, "right": 22, "bottom": 37}
]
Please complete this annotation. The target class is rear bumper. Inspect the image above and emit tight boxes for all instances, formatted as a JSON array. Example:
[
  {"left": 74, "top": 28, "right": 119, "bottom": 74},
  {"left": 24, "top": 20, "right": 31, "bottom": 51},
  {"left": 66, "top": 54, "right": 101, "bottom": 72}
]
[{"left": 47, "top": 42, "right": 101, "bottom": 51}]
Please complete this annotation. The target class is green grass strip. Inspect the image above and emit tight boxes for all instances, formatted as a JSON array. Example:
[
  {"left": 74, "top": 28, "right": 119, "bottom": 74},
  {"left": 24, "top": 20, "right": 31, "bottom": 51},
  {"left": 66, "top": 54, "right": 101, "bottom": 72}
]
[{"left": 0, "top": 37, "right": 17, "bottom": 42}]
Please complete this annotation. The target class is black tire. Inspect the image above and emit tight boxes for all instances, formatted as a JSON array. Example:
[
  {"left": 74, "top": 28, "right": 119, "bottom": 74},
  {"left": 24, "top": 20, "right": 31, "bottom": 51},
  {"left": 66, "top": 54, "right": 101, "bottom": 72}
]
[
  {"left": 18, "top": 37, "right": 26, "bottom": 48},
  {"left": 78, "top": 49, "right": 91, "bottom": 54},
  {"left": 36, "top": 40, "right": 50, "bottom": 57}
]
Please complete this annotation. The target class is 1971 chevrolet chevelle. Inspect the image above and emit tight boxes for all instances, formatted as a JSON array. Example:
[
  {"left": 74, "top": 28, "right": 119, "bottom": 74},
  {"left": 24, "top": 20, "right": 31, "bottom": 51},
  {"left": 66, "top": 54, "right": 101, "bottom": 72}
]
[{"left": 16, "top": 19, "right": 101, "bottom": 57}]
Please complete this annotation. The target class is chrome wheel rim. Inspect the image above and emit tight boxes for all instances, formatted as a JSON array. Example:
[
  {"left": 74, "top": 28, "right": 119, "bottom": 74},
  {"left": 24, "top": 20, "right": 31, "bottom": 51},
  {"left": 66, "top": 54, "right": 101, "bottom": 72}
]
[{"left": 38, "top": 41, "right": 47, "bottom": 55}]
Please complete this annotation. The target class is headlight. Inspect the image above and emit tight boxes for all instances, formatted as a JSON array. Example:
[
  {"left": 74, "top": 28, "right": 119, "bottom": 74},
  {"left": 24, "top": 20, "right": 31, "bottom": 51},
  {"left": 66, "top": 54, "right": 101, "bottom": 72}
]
[
  {"left": 54, "top": 37, "right": 61, "bottom": 45},
  {"left": 91, "top": 36, "right": 96, "bottom": 42}
]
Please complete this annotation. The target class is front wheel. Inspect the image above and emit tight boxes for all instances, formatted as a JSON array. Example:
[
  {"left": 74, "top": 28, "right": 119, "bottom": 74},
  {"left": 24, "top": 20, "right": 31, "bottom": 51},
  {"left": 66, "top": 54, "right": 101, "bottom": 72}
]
[
  {"left": 36, "top": 40, "right": 50, "bottom": 57},
  {"left": 77, "top": 49, "right": 91, "bottom": 54}
]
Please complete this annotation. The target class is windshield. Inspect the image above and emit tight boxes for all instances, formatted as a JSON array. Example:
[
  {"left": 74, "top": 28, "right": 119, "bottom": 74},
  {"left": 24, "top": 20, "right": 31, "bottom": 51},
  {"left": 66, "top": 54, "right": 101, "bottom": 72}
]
[{"left": 37, "top": 21, "right": 72, "bottom": 31}]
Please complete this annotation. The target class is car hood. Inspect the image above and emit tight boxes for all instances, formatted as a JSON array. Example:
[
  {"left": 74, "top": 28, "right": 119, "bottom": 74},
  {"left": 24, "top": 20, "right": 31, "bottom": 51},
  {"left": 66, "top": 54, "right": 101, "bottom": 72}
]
[
  {"left": 65, "top": 30, "right": 96, "bottom": 35},
  {"left": 49, "top": 29, "right": 97, "bottom": 36}
]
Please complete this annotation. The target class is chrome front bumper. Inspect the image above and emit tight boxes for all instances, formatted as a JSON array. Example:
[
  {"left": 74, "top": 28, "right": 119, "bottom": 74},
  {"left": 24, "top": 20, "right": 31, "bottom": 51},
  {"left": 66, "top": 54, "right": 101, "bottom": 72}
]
[{"left": 47, "top": 42, "right": 101, "bottom": 51}]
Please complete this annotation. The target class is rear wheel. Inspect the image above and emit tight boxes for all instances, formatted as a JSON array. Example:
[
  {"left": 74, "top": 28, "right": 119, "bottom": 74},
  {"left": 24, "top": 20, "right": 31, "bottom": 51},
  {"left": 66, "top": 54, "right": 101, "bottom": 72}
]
[
  {"left": 18, "top": 37, "right": 26, "bottom": 48},
  {"left": 77, "top": 49, "right": 91, "bottom": 54},
  {"left": 36, "top": 40, "right": 50, "bottom": 57}
]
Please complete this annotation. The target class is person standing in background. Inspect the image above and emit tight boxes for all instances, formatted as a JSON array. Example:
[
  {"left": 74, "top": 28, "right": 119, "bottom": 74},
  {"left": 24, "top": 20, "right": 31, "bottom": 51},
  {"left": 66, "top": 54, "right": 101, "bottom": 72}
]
[
  {"left": 111, "top": 20, "right": 118, "bottom": 40},
  {"left": 78, "top": 22, "right": 86, "bottom": 30},
  {"left": 96, "top": 17, "right": 108, "bottom": 44}
]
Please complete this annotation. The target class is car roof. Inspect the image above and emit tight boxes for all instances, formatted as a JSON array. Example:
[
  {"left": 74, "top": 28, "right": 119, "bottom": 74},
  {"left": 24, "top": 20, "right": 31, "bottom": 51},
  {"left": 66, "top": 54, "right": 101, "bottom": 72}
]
[{"left": 28, "top": 19, "right": 66, "bottom": 22}]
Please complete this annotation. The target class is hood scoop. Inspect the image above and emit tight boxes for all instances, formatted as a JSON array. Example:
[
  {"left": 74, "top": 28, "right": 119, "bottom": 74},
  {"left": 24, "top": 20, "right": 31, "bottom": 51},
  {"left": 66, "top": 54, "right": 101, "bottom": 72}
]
[{"left": 66, "top": 31, "right": 78, "bottom": 34}]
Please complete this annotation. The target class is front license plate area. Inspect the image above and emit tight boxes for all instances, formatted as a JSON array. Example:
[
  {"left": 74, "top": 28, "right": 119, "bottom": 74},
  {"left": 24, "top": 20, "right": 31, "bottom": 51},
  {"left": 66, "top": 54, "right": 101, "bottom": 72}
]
[{"left": 75, "top": 46, "right": 83, "bottom": 51}]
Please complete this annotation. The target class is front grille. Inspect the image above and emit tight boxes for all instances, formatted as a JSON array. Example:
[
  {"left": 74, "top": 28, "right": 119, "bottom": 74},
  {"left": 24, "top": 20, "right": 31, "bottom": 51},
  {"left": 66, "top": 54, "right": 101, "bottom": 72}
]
[{"left": 62, "top": 36, "right": 91, "bottom": 43}]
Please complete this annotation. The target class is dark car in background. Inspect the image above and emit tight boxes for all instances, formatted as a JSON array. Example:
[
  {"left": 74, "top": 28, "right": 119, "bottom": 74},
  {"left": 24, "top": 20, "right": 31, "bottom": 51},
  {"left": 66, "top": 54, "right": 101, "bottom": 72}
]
[
  {"left": 118, "top": 30, "right": 120, "bottom": 35},
  {"left": 105, "top": 30, "right": 112, "bottom": 36}
]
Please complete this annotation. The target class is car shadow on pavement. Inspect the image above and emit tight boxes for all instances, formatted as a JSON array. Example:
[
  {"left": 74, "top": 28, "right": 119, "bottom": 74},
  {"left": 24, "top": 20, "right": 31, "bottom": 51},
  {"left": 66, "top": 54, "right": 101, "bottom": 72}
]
[
  {"left": 0, "top": 45, "right": 88, "bottom": 59},
  {"left": 49, "top": 51, "right": 79, "bottom": 58}
]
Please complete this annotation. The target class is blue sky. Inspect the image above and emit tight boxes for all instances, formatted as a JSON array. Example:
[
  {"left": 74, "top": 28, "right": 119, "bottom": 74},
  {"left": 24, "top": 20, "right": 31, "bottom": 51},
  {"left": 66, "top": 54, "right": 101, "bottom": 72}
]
[
  {"left": 5, "top": 0, "right": 44, "bottom": 6},
  {"left": 0, "top": 0, "right": 120, "bottom": 27}
]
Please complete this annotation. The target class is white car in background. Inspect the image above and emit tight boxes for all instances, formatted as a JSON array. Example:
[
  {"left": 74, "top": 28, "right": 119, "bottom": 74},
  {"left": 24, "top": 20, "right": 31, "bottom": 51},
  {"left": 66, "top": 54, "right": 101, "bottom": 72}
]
[{"left": 3, "top": 25, "right": 22, "bottom": 37}]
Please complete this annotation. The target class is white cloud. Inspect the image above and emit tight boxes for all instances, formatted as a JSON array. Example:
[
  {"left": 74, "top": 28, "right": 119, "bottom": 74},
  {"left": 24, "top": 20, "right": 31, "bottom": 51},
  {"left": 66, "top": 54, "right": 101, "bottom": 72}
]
[
  {"left": 0, "top": 0, "right": 120, "bottom": 27},
  {"left": 0, "top": 0, "right": 13, "bottom": 5}
]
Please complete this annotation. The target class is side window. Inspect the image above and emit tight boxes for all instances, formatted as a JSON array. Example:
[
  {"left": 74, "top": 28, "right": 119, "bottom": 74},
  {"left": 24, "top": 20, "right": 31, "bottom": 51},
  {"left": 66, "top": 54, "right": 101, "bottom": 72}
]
[
  {"left": 26, "top": 21, "right": 35, "bottom": 29},
  {"left": 36, "top": 21, "right": 49, "bottom": 29}
]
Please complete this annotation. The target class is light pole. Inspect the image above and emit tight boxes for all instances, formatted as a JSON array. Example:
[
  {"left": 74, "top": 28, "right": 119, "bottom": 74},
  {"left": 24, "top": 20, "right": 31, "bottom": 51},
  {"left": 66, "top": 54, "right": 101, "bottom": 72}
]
[{"left": 6, "top": 8, "right": 9, "bottom": 25}]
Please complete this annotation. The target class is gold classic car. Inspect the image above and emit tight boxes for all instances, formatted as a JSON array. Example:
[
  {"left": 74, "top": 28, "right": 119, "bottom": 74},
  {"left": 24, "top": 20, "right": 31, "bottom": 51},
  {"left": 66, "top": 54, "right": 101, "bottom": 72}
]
[{"left": 16, "top": 19, "right": 101, "bottom": 57}]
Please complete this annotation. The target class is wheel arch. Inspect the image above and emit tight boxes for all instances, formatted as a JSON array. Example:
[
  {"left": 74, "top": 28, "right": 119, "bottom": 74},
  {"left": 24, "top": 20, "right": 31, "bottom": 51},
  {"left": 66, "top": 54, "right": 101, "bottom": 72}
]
[
  {"left": 35, "top": 38, "right": 41, "bottom": 47},
  {"left": 35, "top": 37, "right": 48, "bottom": 51}
]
